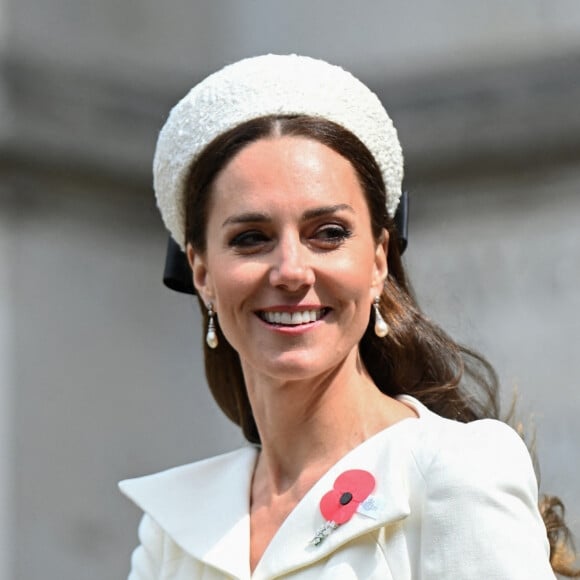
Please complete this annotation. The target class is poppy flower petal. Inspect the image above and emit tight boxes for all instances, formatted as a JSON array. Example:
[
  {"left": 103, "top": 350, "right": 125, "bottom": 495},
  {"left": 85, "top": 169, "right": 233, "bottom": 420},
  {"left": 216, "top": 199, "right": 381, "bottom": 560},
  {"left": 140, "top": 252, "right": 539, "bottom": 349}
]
[
  {"left": 319, "top": 489, "right": 359, "bottom": 524},
  {"left": 334, "top": 469, "right": 375, "bottom": 501}
]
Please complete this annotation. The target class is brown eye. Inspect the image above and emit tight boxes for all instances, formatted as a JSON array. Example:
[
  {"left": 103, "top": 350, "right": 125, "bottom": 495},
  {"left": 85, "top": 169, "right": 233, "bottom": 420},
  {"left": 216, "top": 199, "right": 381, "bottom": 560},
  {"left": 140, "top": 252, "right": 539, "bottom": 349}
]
[
  {"left": 229, "top": 230, "right": 270, "bottom": 249},
  {"left": 313, "top": 225, "right": 352, "bottom": 246}
]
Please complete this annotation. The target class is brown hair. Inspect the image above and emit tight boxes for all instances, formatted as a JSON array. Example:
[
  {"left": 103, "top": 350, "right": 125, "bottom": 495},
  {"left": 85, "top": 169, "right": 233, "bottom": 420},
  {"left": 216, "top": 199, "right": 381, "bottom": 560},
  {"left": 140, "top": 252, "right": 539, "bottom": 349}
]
[{"left": 184, "top": 115, "right": 578, "bottom": 575}]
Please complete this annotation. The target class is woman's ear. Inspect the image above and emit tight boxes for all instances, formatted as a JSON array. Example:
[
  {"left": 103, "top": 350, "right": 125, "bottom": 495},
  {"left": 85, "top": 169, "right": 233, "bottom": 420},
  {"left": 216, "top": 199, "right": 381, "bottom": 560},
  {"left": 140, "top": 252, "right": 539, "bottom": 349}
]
[
  {"left": 186, "top": 243, "right": 215, "bottom": 303},
  {"left": 371, "top": 229, "right": 389, "bottom": 294}
]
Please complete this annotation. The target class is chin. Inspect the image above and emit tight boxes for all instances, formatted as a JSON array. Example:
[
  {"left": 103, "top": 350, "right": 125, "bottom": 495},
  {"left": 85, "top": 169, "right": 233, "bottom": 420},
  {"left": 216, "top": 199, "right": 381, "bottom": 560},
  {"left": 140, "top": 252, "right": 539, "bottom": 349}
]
[{"left": 250, "top": 346, "right": 352, "bottom": 383}]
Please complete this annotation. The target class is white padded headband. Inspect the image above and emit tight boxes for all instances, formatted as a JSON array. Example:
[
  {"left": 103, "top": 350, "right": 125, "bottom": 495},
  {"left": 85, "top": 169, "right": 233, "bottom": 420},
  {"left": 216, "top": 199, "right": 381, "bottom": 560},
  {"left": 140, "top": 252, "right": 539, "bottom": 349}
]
[{"left": 153, "top": 54, "right": 404, "bottom": 248}]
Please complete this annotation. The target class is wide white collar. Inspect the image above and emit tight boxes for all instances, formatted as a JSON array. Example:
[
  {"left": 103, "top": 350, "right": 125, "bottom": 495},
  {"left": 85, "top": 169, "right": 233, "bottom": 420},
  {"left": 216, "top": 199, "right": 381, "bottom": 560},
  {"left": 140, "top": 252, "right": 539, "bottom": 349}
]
[{"left": 120, "top": 396, "right": 430, "bottom": 579}]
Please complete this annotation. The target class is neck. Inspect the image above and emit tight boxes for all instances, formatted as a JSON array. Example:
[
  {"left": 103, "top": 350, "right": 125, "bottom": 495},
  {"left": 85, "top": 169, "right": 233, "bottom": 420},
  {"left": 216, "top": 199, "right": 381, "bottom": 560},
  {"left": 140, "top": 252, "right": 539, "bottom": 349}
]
[{"left": 244, "top": 350, "right": 412, "bottom": 494}]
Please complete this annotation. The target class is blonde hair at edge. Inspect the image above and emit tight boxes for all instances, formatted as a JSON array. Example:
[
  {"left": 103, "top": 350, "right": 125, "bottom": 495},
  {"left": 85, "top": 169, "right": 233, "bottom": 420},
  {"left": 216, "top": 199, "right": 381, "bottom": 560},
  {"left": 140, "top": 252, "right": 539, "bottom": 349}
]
[{"left": 183, "top": 114, "right": 578, "bottom": 576}]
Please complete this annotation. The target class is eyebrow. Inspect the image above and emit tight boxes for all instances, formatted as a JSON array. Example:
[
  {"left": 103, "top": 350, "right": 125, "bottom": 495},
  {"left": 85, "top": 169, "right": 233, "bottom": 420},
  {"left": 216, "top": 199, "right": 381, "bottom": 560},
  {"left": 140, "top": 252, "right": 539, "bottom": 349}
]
[
  {"left": 222, "top": 204, "right": 354, "bottom": 227},
  {"left": 302, "top": 204, "right": 354, "bottom": 220},
  {"left": 222, "top": 212, "right": 270, "bottom": 227}
]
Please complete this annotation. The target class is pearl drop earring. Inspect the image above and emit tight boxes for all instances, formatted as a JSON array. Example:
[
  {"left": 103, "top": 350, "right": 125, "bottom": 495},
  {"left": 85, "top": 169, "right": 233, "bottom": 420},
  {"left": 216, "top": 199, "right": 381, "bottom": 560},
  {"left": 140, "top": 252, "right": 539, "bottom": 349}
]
[
  {"left": 206, "top": 303, "right": 218, "bottom": 349},
  {"left": 373, "top": 296, "right": 389, "bottom": 337}
]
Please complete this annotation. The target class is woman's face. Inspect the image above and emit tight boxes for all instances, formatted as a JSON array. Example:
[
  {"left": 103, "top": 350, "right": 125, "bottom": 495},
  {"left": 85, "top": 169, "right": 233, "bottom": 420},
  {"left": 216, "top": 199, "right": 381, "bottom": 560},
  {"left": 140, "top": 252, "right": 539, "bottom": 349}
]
[{"left": 188, "top": 135, "right": 388, "bottom": 383}]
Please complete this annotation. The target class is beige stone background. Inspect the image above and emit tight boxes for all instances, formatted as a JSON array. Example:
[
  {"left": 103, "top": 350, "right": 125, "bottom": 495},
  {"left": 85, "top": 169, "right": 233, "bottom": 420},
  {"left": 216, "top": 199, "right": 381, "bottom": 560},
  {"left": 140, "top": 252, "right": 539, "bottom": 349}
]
[{"left": 0, "top": 1, "right": 579, "bottom": 578}]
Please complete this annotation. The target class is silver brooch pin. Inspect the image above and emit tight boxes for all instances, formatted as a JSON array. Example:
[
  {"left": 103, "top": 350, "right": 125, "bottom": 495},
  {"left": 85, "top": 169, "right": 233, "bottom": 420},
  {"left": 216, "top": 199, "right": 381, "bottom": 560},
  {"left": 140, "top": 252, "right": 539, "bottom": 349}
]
[{"left": 309, "top": 520, "right": 338, "bottom": 546}]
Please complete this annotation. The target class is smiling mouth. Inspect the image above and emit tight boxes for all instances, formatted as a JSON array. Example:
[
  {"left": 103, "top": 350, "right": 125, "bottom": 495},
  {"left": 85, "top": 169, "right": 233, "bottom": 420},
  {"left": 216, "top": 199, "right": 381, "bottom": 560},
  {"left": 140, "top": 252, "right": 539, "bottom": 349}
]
[{"left": 258, "top": 308, "right": 329, "bottom": 326}]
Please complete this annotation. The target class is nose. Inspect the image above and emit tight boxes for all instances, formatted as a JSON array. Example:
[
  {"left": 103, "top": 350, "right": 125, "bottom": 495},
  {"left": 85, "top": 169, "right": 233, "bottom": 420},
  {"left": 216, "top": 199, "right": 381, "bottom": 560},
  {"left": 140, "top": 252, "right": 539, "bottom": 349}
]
[{"left": 269, "top": 233, "right": 315, "bottom": 291}]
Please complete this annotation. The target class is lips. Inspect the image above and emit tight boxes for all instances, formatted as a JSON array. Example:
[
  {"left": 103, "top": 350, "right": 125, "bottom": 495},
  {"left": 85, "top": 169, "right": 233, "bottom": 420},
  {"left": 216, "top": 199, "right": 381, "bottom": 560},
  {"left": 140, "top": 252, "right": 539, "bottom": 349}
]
[{"left": 258, "top": 308, "right": 329, "bottom": 326}]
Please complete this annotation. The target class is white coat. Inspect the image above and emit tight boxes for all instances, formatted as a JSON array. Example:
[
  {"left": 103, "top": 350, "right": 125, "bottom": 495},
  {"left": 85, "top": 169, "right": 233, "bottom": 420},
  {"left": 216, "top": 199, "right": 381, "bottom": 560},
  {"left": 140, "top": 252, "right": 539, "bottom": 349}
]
[{"left": 119, "top": 396, "right": 555, "bottom": 579}]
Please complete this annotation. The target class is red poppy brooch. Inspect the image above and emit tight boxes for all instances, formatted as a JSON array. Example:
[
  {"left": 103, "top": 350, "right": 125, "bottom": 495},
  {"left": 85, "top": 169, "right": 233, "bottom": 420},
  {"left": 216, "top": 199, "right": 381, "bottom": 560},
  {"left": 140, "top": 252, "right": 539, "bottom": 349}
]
[{"left": 310, "top": 469, "right": 376, "bottom": 546}]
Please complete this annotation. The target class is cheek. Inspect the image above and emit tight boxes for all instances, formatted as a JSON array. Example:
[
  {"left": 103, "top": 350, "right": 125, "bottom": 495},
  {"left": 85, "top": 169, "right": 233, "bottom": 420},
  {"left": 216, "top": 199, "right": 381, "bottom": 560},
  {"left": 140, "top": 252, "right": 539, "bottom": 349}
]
[
  {"left": 208, "top": 260, "right": 266, "bottom": 327},
  {"left": 325, "top": 252, "right": 376, "bottom": 297},
  {"left": 211, "top": 261, "right": 264, "bottom": 295}
]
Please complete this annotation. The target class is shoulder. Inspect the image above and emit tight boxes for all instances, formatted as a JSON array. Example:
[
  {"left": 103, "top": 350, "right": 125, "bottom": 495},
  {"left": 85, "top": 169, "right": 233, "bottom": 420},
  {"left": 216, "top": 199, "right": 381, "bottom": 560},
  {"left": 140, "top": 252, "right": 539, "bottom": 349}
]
[
  {"left": 433, "top": 419, "right": 536, "bottom": 493},
  {"left": 400, "top": 395, "right": 537, "bottom": 494},
  {"left": 399, "top": 396, "right": 554, "bottom": 578}
]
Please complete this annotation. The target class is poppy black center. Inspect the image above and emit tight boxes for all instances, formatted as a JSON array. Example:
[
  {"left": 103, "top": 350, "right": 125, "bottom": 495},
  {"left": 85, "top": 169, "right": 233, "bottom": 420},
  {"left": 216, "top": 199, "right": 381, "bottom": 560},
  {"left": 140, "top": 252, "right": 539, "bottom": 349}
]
[{"left": 339, "top": 492, "right": 353, "bottom": 505}]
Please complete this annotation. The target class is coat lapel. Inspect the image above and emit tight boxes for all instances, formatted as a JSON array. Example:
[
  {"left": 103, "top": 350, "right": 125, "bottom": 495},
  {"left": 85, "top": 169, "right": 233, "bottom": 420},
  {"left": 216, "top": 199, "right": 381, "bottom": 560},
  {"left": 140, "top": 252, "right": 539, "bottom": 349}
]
[
  {"left": 252, "top": 417, "right": 418, "bottom": 580},
  {"left": 119, "top": 446, "right": 259, "bottom": 579}
]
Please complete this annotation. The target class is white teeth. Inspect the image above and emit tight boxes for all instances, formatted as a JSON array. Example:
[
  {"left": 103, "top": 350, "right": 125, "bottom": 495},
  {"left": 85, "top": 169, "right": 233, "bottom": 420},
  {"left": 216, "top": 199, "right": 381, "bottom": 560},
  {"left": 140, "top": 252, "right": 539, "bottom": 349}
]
[
  {"left": 291, "top": 312, "right": 303, "bottom": 324},
  {"left": 262, "top": 309, "right": 325, "bottom": 326}
]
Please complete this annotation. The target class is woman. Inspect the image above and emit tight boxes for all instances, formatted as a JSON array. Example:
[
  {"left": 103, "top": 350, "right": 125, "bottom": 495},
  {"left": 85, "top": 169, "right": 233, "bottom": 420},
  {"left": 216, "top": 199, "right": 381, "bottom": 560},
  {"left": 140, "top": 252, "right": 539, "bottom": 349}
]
[{"left": 120, "top": 54, "right": 578, "bottom": 578}]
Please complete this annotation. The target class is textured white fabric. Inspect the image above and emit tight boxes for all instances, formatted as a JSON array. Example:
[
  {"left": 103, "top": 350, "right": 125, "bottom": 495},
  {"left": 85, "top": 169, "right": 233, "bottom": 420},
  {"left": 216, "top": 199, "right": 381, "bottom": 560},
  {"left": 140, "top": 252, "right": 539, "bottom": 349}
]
[
  {"left": 153, "top": 54, "right": 404, "bottom": 248},
  {"left": 119, "top": 396, "right": 554, "bottom": 579}
]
